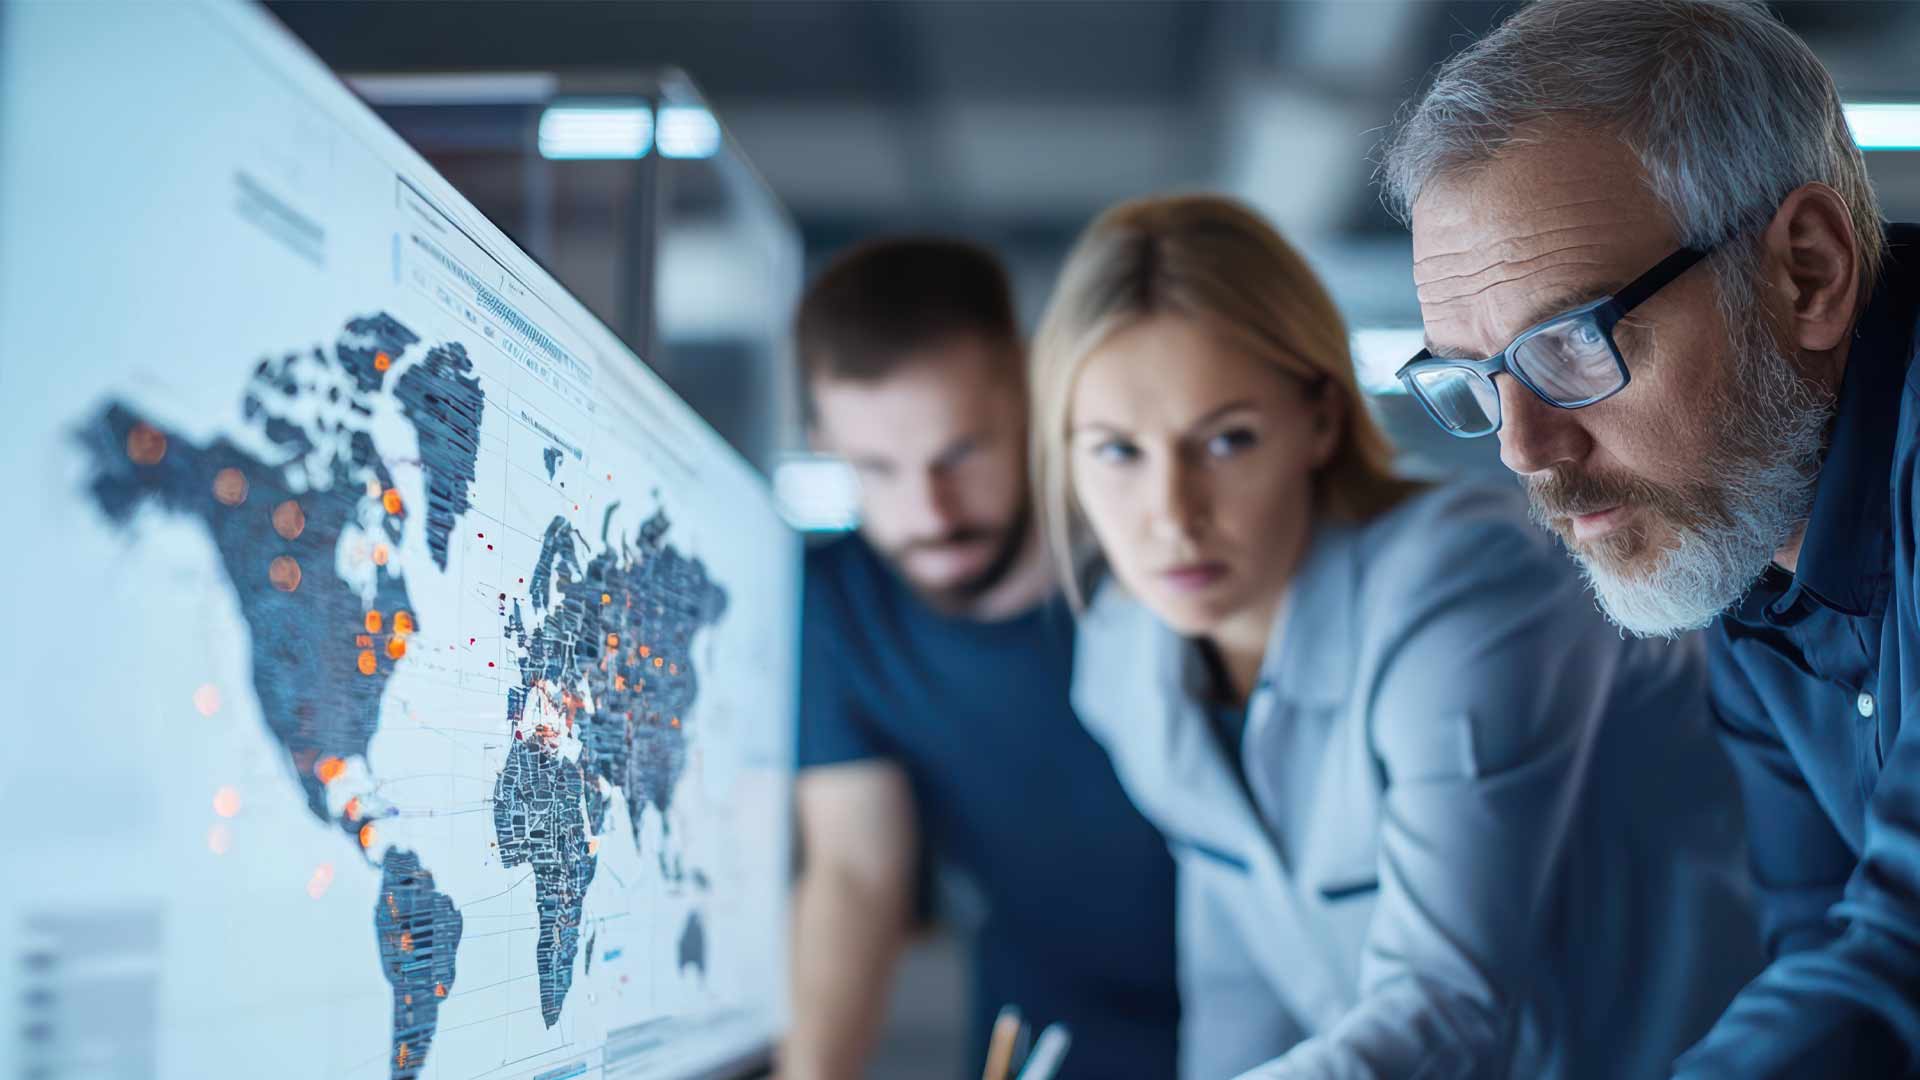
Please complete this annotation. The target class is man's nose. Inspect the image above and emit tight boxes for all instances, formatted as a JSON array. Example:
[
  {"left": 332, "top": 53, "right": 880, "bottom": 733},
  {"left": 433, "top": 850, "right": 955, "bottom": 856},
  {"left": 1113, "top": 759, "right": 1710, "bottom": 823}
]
[
  {"left": 1496, "top": 375, "right": 1590, "bottom": 478},
  {"left": 906, "top": 468, "right": 963, "bottom": 536}
]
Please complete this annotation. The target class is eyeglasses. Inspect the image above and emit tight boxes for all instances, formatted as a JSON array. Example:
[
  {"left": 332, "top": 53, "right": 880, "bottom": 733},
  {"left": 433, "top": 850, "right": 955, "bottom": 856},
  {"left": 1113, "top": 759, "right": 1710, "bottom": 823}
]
[{"left": 1395, "top": 246, "right": 1711, "bottom": 438}]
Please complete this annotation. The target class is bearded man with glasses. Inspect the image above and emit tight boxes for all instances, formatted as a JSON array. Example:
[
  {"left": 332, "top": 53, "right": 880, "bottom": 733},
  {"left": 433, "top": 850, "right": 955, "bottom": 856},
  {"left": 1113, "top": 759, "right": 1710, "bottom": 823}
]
[{"left": 1385, "top": 0, "right": 1920, "bottom": 1075}]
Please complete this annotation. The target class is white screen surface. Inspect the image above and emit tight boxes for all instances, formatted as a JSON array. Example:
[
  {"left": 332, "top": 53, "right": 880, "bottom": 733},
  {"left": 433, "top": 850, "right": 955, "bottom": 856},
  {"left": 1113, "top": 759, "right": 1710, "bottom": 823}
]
[{"left": 0, "top": 4, "right": 798, "bottom": 1078}]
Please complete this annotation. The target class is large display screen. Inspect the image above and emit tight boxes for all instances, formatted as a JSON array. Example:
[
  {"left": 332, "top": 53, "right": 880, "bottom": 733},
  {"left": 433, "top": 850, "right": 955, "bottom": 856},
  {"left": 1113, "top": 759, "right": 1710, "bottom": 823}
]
[{"left": 0, "top": 3, "right": 798, "bottom": 1077}]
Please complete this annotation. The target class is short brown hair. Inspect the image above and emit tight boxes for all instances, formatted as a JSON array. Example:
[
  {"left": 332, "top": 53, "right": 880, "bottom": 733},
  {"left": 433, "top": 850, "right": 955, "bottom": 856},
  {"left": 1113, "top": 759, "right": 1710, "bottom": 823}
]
[{"left": 794, "top": 236, "right": 1020, "bottom": 420}]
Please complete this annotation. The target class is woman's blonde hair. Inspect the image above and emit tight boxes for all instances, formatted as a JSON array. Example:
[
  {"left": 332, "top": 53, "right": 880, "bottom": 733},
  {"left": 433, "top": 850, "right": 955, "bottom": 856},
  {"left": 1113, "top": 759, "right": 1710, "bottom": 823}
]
[{"left": 1031, "top": 193, "right": 1414, "bottom": 609}]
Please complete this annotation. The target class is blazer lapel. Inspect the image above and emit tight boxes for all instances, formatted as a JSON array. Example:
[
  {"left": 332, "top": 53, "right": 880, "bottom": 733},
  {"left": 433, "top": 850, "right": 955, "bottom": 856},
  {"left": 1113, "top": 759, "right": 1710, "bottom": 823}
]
[{"left": 1074, "top": 578, "right": 1363, "bottom": 1028}]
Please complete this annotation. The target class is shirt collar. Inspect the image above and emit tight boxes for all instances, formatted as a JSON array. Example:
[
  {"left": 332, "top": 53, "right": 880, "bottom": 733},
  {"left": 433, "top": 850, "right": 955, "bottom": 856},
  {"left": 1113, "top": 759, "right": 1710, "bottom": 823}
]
[
  {"left": 1261, "top": 518, "right": 1361, "bottom": 708},
  {"left": 1169, "top": 518, "right": 1360, "bottom": 710},
  {"left": 1786, "top": 223, "right": 1920, "bottom": 618}
]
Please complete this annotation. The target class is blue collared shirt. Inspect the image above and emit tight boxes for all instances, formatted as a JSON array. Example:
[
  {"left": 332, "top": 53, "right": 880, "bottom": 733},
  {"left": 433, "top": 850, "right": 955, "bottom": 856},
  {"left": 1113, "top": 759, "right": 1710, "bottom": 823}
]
[
  {"left": 1075, "top": 483, "right": 1758, "bottom": 1080},
  {"left": 1679, "top": 224, "right": 1920, "bottom": 1076}
]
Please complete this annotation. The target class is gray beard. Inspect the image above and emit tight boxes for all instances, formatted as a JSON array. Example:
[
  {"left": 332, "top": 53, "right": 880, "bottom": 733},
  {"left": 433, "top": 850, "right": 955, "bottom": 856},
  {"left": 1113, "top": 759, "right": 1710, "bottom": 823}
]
[{"left": 1538, "top": 312, "right": 1835, "bottom": 639}]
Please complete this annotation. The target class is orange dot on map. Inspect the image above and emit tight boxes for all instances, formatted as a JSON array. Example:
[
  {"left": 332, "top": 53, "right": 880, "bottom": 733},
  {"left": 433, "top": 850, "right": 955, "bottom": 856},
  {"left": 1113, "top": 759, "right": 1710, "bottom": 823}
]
[
  {"left": 374, "top": 351, "right": 392, "bottom": 372},
  {"left": 268, "top": 556, "right": 302, "bottom": 592},
  {"left": 272, "top": 499, "right": 305, "bottom": 540},
  {"left": 653, "top": 656, "right": 664, "bottom": 669},
  {"left": 372, "top": 544, "right": 390, "bottom": 566},
  {"left": 306, "top": 863, "right": 335, "bottom": 900},
  {"left": 344, "top": 796, "right": 363, "bottom": 821},
  {"left": 606, "top": 633, "right": 619, "bottom": 648},
  {"left": 365, "top": 610, "right": 384, "bottom": 634},
  {"left": 357, "top": 650, "right": 378, "bottom": 676},
  {"left": 316, "top": 756, "right": 346, "bottom": 784},
  {"left": 386, "top": 637, "right": 407, "bottom": 661},
  {"left": 212, "top": 468, "right": 248, "bottom": 507},
  {"left": 434, "top": 983, "right": 447, "bottom": 998},
  {"left": 601, "top": 593, "right": 611, "bottom": 605},
  {"left": 639, "top": 645, "right": 652, "bottom": 659},
  {"left": 126, "top": 423, "right": 167, "bottom": 465},
  {"left": 212, "top": 785, "right": 242, "bottom": 818},
  {"left": 393, "top": 611, "right": 415, "bottom": 635},
  {"left": 382, "top": 489, "right": 404, "bottom": 515},
  {"left": 359, "top": 822, "right": 377, "bottom": 849}
]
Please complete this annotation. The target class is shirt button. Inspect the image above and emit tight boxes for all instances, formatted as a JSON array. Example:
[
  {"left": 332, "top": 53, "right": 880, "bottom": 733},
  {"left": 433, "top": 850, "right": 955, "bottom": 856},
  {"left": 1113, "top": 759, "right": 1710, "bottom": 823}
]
[{"left": 1858, "top": 692, "right": 1876, "bottom": 718}]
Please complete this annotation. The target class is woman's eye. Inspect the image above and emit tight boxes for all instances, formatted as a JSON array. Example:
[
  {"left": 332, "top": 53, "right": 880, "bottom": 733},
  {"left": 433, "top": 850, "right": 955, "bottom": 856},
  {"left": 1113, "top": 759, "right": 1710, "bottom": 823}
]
[
  {"left": 1205, "top": 428, "right": 1257, "bottom": 458},
  {"left": 1091, "top": 439, "right": 1139, "bottom": 465}
]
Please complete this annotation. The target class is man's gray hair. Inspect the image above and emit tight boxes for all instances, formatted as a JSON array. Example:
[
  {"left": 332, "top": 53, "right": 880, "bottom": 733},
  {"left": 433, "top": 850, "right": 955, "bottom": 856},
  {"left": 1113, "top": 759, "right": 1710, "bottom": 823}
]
[{"left": 1381, "top": 0, "right": 1884, "bottom": 300}]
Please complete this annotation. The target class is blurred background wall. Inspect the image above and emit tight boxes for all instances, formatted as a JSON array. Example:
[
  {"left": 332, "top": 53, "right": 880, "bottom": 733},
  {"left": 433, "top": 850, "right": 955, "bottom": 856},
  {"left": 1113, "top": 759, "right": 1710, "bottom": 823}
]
[
  {"left": 274, "top": 0, "right": 1920, "bottom": 488},
  {"left": 266, "top": 1, "right": 1920, "bottom": 1073}
]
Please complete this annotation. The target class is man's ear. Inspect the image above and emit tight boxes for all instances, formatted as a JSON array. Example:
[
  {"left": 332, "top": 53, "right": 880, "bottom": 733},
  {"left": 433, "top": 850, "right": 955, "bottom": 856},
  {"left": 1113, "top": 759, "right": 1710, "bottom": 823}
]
[{"left": 1761, "top": 182, "right": 1862, "bottom": 354}]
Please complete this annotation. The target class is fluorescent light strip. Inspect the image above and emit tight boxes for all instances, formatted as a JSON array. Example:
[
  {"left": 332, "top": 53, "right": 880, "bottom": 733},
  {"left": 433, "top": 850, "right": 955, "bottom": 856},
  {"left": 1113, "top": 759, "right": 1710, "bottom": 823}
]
[
  {"left": 1351, "top": 328, "right": 1424, "bottom": 394},
  {"left": 538, "top": 103, "right": 653, "bottom": 160},
  {"left": 773, "top": 456, "right": 861, "bottom": 532},
  {"left": 349, "top": 72, "right": 558, "bottom": 106},
  {"left": 1844, "top": 103, "right": 1920, "bottom": 151},
  {"left": 657, "top": 105, "right": 722, "bottom": 159}
]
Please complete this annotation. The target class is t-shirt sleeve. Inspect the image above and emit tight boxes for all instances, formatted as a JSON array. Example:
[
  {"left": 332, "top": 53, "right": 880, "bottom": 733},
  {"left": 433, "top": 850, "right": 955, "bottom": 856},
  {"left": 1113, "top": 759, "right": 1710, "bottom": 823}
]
[{"left": 796, "top": 557, "right": 890, "bottom": 769}]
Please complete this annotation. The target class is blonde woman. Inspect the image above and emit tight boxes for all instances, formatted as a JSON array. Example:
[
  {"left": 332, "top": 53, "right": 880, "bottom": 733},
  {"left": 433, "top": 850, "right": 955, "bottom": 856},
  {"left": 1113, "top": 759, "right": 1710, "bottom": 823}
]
[{"left": 1030, "top": 194, "right": 1761, "bottom": 1080}]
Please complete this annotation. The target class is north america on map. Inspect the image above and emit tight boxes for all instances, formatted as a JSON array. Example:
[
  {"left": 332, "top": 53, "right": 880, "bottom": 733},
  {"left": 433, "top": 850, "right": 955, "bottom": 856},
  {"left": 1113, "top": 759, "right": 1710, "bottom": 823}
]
[{"left": 73, "top": 311, "right": 728, "bottom": 1078}]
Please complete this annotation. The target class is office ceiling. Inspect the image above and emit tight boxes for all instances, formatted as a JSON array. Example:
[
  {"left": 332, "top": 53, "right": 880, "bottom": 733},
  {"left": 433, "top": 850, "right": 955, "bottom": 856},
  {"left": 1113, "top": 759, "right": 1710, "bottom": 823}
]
[
  {"left": 272, "top": 0, "right": 1920, "bottom": 326},
  {"left": 268, "top": 0, "right": 1920, "bottom": 478}
]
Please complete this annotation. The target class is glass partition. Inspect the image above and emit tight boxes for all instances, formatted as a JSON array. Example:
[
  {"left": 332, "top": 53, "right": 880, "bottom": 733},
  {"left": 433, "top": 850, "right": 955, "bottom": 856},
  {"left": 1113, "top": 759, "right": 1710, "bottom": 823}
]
[{"left": 354, "top": 70, "right": 805, "bottom": 478}]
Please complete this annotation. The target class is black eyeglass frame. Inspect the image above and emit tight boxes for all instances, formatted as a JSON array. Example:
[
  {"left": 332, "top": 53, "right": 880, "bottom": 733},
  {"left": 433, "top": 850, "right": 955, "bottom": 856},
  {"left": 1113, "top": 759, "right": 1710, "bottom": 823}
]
[{"left": 1394, "top": 245, "right": 1713, "bottom": 438}]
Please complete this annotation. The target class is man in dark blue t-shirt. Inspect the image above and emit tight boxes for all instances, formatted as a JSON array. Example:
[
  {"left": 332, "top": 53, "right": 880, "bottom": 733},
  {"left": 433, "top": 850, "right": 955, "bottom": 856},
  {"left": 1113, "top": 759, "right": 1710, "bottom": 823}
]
[{"left": 779, "top": 237, "right": 1178, "bottom": 1080}]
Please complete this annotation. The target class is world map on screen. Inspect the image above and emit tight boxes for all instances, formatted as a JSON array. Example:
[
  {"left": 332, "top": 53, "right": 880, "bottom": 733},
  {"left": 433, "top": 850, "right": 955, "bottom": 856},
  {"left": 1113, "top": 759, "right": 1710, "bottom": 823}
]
[{"left": 74, "top": 312, "right": 727, "bottom": 1078}]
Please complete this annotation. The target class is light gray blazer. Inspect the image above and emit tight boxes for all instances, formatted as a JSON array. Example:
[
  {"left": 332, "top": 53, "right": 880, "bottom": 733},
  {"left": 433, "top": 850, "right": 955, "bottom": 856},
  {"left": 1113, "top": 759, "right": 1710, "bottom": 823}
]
[{"left": 1073, "top": 483, "right": 1762, "bottom": 1080}]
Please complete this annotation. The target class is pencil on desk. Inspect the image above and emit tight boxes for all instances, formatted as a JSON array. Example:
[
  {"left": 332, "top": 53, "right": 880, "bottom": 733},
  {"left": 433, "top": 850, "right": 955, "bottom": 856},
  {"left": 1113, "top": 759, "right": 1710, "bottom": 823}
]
[{"left": 982, "top": 1005, "right": 1023, "bottom": 1080}]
